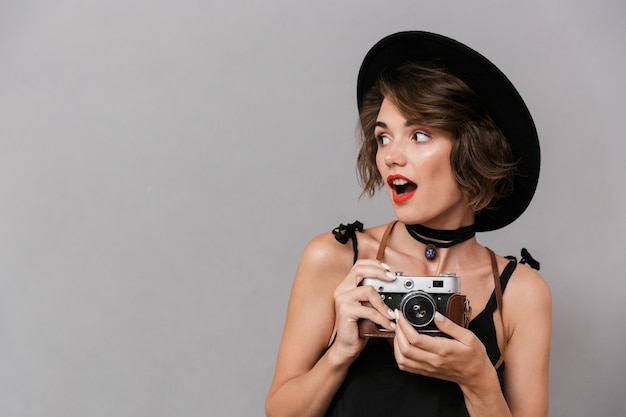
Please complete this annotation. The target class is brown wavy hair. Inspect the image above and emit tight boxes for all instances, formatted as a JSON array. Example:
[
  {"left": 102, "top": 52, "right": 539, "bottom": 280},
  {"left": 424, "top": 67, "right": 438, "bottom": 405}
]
[{"left": 356, "top": 64, "right": 516, "bottom": 212}]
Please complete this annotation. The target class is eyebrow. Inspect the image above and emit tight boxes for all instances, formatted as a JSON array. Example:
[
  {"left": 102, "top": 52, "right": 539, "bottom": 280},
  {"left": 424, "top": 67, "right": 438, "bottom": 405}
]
[{"left": 374, "top": 120, "right": 423, "bottom": 128}]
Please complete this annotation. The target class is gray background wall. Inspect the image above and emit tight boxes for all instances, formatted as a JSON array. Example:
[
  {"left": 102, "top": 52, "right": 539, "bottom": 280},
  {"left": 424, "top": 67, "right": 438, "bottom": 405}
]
[{"left": 1, "top": 1, "right": 624, "bottom": 416}]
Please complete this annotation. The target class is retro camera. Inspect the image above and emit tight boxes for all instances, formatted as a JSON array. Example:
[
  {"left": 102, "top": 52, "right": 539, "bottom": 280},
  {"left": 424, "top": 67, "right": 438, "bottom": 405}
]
[{"left": 359, "top": 272, "right": 470, "bottom": 337}]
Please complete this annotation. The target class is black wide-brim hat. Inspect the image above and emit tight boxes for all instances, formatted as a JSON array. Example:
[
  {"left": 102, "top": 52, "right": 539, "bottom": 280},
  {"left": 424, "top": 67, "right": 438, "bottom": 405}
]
[{"left": 357, "top": 31, "right": 540, "bottom": 232}]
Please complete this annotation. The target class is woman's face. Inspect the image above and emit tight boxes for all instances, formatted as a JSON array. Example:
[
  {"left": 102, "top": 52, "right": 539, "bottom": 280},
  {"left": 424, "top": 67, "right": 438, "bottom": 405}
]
[{"left": 374, "top": 98, "right": 473, "bottom": 228}]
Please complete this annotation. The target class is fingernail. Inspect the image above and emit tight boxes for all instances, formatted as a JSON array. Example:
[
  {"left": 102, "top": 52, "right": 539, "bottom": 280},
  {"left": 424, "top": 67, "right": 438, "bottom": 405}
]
[
  {"left": 388, "top": 309, "right": 395, "bottom": 319},
  {"left": 386, "top": 271, "right": 396, "bottom": 280},
  {"left": 381, "top": 262, "right": 391, "bottom": 270},
  {"left": 394, "top": 309, "right": 400, "bottom": 320},
  {"left": 435, "top": 311, "right": 445, "bottom": 322},
  {"left": 389, "top": 321, "right": 396, "bottom": 330}
]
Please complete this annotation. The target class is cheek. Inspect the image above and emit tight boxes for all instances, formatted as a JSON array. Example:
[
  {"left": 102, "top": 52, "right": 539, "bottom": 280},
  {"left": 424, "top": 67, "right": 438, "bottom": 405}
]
[
  {"left": 425, "top": 152, "right": 461, "bottom": 193},
  {"left": 440, "top": 169, "right": 466, "bottom": 202},
  {"left": 437, "top": 161, "right": 459, "bottom": 188}
]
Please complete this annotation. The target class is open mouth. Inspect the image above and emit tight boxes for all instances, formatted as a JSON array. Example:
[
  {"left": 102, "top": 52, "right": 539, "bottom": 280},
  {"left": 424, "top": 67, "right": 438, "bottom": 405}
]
[
  {"left": 387, "top": 175, "right": 418, "bottom": 203},
  {"left": 390, "top": 178, "right": 417, "bottom": 195}
]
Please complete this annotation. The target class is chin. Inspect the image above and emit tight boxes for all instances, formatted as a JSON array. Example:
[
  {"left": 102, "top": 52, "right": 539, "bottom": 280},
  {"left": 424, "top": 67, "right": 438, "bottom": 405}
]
[{"left": 390, "top": 206, "right": 425, "bottom": 225}]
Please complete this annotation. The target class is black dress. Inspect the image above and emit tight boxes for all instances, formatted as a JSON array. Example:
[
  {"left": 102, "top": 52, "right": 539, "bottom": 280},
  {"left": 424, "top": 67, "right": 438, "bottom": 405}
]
[{"left": 326, "top": 222, "right": 517, "bottom": 417}]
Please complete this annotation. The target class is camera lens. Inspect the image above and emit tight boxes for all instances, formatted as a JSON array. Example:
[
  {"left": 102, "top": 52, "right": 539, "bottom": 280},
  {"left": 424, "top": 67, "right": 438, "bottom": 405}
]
[{"left": 400, "top": 291, "right": 436, "bottom": 328}]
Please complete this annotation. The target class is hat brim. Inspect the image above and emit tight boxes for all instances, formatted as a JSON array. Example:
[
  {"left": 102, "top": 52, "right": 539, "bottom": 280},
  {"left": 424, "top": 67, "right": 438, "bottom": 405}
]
[{"left": 357, "top": 31, "right": 540, "bottom": 232}]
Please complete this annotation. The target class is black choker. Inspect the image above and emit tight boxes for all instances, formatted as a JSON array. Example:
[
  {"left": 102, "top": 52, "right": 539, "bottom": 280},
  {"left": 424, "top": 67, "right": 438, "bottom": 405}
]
[{"left": 405, "top": 224, "right": 476, "bottom": 261}]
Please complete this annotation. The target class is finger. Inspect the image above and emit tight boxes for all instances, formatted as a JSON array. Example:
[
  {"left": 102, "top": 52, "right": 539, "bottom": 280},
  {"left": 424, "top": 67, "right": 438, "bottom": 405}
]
[
  {"left": 356, "top": 304, "right": 397, "bottom": 331},
  {"left": 336, "top": 263, "right": 396, "bottom": 293},
  {"left": 393, "top": 312, "right": 441, "bottom": 373},
  {"left": 394, "top": 310, "right": 447, "bottom": 353},
  {"left": 349, "top": 259, "right": 393, "bottom": 277},
  {"left": 433, "top": 312, "right": 473, "bottom": 345},
  {"left": 393, "top": 314, "right": 429, "bottom": 370},
  {"left": 353, "top": 259, "right": 392, "bottom": 270},
  {"left": 394, "top": 309, "right": 422, "bottom": 346},
  {"left": 337, "top": 285, "right": 396, "bottom": 322},
  {"left": 360, "top": 285, "right": 396, "bottom": 319},
  {"left": 351, "top": 262, "right": 395, "bottom": 283},
  {"left": 395, "top": 311, "right": 468, "bottom": 370},
  {"left": 334, "top": 294, "right": 396, "bottom": 332}
]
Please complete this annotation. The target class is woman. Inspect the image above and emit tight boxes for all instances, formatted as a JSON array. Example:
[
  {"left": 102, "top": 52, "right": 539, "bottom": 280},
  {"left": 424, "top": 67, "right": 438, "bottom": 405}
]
[{"left": 266, "top": 31, "right": 551, "bottom": 417}]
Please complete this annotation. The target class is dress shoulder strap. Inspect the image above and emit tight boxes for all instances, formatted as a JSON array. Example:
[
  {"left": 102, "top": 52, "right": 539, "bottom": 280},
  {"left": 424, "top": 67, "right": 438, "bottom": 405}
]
[
  {"left": 501, "top": 256, "right": 518, "bottom": 289},
  {"left": 332, "top": 220, "right": 401, "bottom": 264},
  {"left": 332, "top": 221, "right": 363, "bottom": 264},
  {"left": 487, "top": 248, "right": 518, "bottom": 369}
]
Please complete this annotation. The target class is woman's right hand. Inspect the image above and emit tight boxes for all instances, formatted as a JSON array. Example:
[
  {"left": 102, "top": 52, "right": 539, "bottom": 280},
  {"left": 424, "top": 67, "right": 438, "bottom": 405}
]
[{"left": 330, "top": 259, "right": 398, "bottom": 362}]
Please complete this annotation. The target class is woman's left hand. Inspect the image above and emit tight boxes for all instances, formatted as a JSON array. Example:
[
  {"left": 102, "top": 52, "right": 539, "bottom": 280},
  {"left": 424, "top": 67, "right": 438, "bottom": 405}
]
[{"left": 393, "top": 310, "right": 493, "bottom": 386}]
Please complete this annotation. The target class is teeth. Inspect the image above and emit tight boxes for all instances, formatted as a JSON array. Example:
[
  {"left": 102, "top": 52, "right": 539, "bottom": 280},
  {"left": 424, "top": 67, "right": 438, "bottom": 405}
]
[{"left": 392, "top": 178, "right": 409, "bottom": 186}]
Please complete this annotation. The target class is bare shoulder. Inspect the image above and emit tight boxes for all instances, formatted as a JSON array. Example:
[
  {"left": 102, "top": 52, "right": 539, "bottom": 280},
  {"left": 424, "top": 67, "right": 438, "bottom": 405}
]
[
  {"left": 289, "top": 231, "right": 355, "bottom": 305},
  {"left": 299, "top": 231, "right": 353, "bottom": 274},
  {"left": 501, "top": 258, "right": 552, "bottom": 332},
  {"left": 281, "top": 225, "right": 386, "bottom": 350},
  {"left": 506, "top": 261, "right": 551, "bottom": 305},
  {"left": 297, "top": 223, "right": 389, "bottom": 279},
  {"left": 498, "top": 256, "right": 551, "bottom": 415}
]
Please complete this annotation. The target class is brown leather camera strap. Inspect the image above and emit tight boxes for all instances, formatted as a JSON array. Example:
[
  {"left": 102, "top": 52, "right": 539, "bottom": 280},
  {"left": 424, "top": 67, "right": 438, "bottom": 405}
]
[
  {"left": 376, "top": 220, "right": 398, "bottom": 261},
  {"left": 488, "top": 247, "right": 507, "bottom": 369}
]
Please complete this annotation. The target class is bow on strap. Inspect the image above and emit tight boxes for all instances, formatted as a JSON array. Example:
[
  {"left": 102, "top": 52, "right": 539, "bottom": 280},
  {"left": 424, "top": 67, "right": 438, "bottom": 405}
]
[
  {"left": 520, "top": 248, "right": 540, "bottom": 270},
  {"left": 332, "top": 221, "right": 364, "bottom": 264},
  {"left": 332, "top": 221, "right": 364, "bottom": 244}
]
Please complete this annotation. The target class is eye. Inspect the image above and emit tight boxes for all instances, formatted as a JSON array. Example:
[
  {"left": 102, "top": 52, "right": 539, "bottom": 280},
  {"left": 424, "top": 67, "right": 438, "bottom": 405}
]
[
  {"left": 412, "top": 131, "right": 430, "bottom": 143},
  {"left": 376, "top": 134, "right": 391, "bottom": 145}
]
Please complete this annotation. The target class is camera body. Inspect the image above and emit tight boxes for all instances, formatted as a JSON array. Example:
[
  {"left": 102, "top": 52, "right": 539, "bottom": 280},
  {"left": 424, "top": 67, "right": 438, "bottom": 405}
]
[{"left": 360, "top": 272, "right": 470, "bottom": 337}]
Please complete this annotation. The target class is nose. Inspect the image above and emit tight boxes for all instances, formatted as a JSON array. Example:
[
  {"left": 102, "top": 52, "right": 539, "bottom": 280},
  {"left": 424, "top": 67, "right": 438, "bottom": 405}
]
[{"left": 383, "top": 140, "right": 407, "bottom": 167}]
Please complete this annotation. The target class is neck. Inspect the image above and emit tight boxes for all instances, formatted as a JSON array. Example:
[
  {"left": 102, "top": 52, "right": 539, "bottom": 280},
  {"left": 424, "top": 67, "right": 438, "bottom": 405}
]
[
  {"left": 407, "top": 223, "right": 476, "bottom": 243},
  {"left": 405, "top": 223, "right": 477, "bottom": 262},
  {"left": 423, "top": 238, "right": 479, "bottom": 270}
]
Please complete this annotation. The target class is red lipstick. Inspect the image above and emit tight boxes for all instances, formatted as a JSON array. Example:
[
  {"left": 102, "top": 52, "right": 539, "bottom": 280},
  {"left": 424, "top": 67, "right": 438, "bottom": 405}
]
[{"left": 387, "top": 174, "right": 417, "bottom": 204}]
